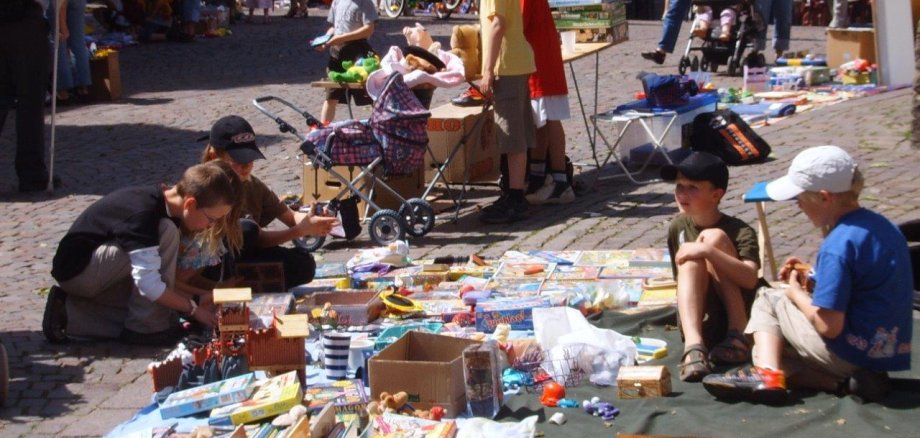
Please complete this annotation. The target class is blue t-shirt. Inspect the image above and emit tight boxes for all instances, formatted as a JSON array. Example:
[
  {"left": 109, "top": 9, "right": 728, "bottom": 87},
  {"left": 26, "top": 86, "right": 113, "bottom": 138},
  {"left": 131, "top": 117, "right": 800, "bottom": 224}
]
[{"left": 811, "top": 208, "right": 913, "bottom": 371}]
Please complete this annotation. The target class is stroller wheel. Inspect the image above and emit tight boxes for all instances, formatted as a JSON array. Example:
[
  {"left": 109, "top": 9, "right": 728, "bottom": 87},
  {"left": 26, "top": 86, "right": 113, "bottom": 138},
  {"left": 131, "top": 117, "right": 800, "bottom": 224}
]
[
  {"left": 399, "top": 198, "right": 436, "bottom": 237},
  {"left": 293, "top": 235, "right": 325, "bottom": 252},
  {"left": 369, "top": 209, "right": 407, "bottom": 245},
  {"left": 691, "top": 56, "right": 700, "bottom": 72},
  {"left": 678, "top": 56, "right": 691, "bottom": 75},
  {"left": 700, "top": 57, "right": 710, "bottom": 72},
  {"left": 728, "top": 59, "right": 739, "bottom": 77}
]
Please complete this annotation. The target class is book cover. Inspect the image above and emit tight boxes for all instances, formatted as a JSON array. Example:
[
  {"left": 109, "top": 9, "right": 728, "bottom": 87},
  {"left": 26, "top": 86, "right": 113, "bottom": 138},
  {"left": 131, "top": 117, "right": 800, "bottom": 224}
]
[
  {"left": 208, "top": 371, "right": 303, "bottom": 426},
  {"left": 575, "top": 250, "right": 632, "bottom": 267},
  {"left": 487, "top": 277, "right": 544, "bottom": 294},
  {"left": 370, "top": 413, "right": 457, "bottom": 438},
  {"left": 628, "top": 248, "right": 672, "bottom": 268},
  {"left": 314, "top": 262, "right": 348, "bottom": 279},
  {"left": 304, "top": 379, "right": 369, "bottom": 414},
  {"left": 159, "top": 372, "right": 255, "bottom": 419},
  {"left": 475, "top": 297, "right": 551, "bottom": 332},
  {"left": 598, "top": 265, "right": 672, "bottom": 280},
  {"left": 493, "top": 262, "right": 555, "bottom": 279},
  {"left": 548, "top": 265, "right": 600, "bottom": 281},
  {"left": 526, "top": 250, "right": 582, "bottom": 266},
  {"left": 498, "top": 250, "right": 548, "bottom": 264}
]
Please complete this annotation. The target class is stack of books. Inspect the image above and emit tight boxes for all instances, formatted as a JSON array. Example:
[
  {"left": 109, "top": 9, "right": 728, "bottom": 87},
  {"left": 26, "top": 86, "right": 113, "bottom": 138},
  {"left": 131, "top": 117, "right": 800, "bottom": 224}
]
[{"left": 549, "top": 0, "right": 628, "bottom": 45}]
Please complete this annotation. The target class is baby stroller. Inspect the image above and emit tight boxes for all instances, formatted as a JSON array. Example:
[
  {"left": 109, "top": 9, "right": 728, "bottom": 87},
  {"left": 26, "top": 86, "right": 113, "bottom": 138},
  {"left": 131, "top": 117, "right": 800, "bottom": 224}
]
[
  {"left": 678, "top": 0, "right": 767, "bottom": 76},
  {"left": 253, "top": 72, "right": 435, "bottom": 250}
]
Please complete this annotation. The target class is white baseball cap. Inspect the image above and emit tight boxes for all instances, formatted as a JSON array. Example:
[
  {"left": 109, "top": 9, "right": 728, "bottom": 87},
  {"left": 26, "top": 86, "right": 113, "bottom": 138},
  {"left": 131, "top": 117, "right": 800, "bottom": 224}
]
[{"left": 765, "top": 145, "right": 857, "bottom": 201}]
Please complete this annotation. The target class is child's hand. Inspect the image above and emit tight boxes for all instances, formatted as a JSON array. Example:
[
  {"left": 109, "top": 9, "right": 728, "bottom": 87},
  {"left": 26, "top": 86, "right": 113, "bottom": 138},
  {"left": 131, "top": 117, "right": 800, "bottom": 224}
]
[
  {"left": 296, "top": 205, "right": 339, "bottom": 237},
  {"left": 675, "top": 242, "right": 710, "bottom": 265},
  {"left": 193, "top": 302, "right": 219, "bottom": 329},
  {"left": 779, "top": 256, "right": 805, "bottom": 282}
]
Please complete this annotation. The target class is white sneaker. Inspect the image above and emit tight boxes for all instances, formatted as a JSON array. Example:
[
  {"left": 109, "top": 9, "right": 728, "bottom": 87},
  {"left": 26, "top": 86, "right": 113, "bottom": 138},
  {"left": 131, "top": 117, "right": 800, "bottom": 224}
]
[{"left": 526, "top": 181, "right": 575, "bottom": 205}]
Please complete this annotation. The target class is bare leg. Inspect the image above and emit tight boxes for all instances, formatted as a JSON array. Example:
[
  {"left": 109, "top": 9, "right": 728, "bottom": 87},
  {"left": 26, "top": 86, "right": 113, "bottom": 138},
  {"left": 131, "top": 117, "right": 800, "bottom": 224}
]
[
  {"left": 321, "top": 99, "right": 338, "bottom": 124},
  {"left": 506, "top": 151, "right": 527, "bottom": 190},
  {"left": 699, "top": 230, "right": 748, "bottom": 335},
  {"left": 546, "top": 120, "right": 566, "bottom": 173},
  {"left": 677, "top": 258, "right": 709, "bottom": 349},
  {"left": 752, "top": 330, "right": 783, "bottom": 370}
]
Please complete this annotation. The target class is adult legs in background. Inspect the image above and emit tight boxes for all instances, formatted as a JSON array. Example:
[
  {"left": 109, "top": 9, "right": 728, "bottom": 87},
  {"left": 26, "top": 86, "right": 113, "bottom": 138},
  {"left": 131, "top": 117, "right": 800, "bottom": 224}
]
[
  {"left": 829, "top": 0, "right": 849, "bottom": 28},
  {"left": 60, "top": 0, "right": 91, "bottom": 99},
  {"left": 755, "top": 0, "right": 793, "bottom": 58},
  {"left": 0, "top": 6, "right": 54, "bottom": 192},
  {"left": 642, "top": 0, "right": 692, "bottom": 64}
]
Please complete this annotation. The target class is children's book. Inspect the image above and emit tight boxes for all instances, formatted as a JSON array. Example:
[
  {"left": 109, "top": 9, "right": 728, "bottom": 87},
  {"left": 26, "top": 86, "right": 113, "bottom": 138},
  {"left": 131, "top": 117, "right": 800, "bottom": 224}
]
[
  {"left": 548, "top": 265, "right": 600, "bottom": 281},
  {"left": 159, "top": 372, "right": 256, "bottom": 419},
  {"left": 314, "top": 262, "right": 348, "bottom": 279},
  {"left": 208, "top": 371, "right": 303, "bottom": 426},
  {"left": 526, "top": 250, "right": 582, "bottom": 265},
  {"left": 598, "top": 265, "right": 672, "bottom": 280},
  {"left": 487, "top": 278, "right": 544, "bottom": 295},
  {"left": 575, "top": 250, "right": 633, "bottom": 267},
  {"left": 493, "top": 262, "right": 555, "bottom": 279},
  {"left": 628, "top": 248, "right": 672, "bottom": 268},
  {"left": 369, "top": 413, "right": 457, "bottom": 438},
  {"left": 498, "top": 250, "right": 547, "bottom": 264},
  {"left": 304, "top": 379, "right": 369, "bottom": 414}
]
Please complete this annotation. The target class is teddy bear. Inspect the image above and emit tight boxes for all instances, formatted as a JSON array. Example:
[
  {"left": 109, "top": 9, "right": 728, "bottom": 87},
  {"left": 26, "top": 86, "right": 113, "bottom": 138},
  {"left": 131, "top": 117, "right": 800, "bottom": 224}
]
[
  {"left": 450, "top": 24, "right": 481, "bottom": 81},
  {"left": 405, "top": 54, "right": 439, "bottom": 74},
  {"left": 328, "top": 56, "right": 380, "bottom": 83},
  {"left": 367, "top": 391, "right": 410, "bottom": 416}
]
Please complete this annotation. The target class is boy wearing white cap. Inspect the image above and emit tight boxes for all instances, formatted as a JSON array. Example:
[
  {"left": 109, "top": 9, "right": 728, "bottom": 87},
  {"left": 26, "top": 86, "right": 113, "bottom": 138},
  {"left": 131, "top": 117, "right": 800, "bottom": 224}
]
[{"left": 703, "top": 146, "right": 913, "bottom": 404}]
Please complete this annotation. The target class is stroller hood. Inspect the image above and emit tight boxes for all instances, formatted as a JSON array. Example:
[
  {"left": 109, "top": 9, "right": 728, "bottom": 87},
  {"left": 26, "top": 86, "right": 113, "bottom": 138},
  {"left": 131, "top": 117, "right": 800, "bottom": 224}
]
[{"left": 370, "top": 72, "right": 431, "bottom": 175}]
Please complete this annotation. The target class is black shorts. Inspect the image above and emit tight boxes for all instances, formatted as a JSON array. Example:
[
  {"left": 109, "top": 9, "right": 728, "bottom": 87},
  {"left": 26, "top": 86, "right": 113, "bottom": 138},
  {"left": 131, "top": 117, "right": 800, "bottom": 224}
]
[{"left": 326, "top": 39, "right": 376, "bottom": 106}]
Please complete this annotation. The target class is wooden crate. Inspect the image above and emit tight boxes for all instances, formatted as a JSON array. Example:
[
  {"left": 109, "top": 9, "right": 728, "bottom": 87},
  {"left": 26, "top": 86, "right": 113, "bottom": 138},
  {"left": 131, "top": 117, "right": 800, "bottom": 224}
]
[{"left": 616, "top": 365, "right": 672, "bottom": 399}]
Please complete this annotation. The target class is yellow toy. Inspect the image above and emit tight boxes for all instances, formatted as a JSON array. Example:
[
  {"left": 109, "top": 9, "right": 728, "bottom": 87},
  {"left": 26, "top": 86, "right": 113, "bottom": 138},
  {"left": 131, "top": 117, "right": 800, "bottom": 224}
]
[{"left": 328, "top": 56, "right": 381, "bottom": 83}]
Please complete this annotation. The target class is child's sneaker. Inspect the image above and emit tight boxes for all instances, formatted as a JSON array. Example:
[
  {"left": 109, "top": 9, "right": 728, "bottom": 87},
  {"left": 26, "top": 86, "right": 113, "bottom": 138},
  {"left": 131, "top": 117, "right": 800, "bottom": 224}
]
[
  {"left": 451, "top": 86, "right": 485, "bottom": 107},
  {"left": 42, "top": 286, "right": 69, "bottom": 344},
  {"left": 526, "top": 175, "right": 550, "bottom": 195},
  {"left": 479, "top": 196, "right": 528, "bottom": 224},
  {"left": 702, "top": 365, "right": 788, "bottom": 404},
  {"left": 526, "top": 181, "right": 575, "bottom": 205}
]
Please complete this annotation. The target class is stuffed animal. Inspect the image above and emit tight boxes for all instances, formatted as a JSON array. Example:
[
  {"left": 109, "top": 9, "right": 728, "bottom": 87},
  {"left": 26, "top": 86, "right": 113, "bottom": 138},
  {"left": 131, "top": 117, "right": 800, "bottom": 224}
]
[
  {"left": 405, "top": 54, "right": 438, "bottom": 74},
  {"left": 328, "top": 56, "right": 381, "bottom": 83},
  {"left": 403, "top": 22, "right": 434, "bottom": 50},
  {"left": 450, "top": 24, "right": 481, "bottom": 81}
]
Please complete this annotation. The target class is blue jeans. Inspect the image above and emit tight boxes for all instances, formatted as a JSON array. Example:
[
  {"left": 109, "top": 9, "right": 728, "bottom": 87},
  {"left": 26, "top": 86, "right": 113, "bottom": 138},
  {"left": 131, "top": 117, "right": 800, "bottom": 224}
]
[
  {"left": 49, "top": 0, "right": 91, "bottom": 90},
  {"left": 657, "top": 0, "right": 692, "bottom": 53},
  {"left": 755, "top": 0, "right": 793, "bottom": 52}
]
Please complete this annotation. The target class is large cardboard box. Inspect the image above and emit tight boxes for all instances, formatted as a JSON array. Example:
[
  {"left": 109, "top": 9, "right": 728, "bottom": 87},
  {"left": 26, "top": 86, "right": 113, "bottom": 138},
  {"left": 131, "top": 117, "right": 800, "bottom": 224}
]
[
  {"left": 425, "top": 104, "right": 499, "bottom": 184},
  {"left": 89, "top": 51, "right": 121, "bottom": 101},
  {"left": 826, "top": 28, "right": 876, "bottom": 69},
  {"left": 302, "top": 160, "right": 423, "bottom": 215},
  {"left": 368, "top": 332, "right": 480, "bottom": 418}
]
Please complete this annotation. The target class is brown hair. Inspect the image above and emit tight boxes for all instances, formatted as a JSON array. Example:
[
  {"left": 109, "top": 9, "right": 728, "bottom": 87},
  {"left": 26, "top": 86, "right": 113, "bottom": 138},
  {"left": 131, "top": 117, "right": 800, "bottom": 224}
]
[
  {"left": 176, "top": 161, "right": 243, "bottom": 255},
  {"left": 201, "top": 145, "right": 226, "bottom": 164}
]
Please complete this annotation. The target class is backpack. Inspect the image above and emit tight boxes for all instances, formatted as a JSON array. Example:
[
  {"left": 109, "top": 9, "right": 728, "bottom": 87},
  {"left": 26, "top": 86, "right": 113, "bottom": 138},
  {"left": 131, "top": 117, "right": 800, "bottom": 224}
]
[
  {"left": 639, "top": 73, "right": 700, "bottom": 109},
  {"left": 690, "top": 110, "right": 771, "bottom": 165}
]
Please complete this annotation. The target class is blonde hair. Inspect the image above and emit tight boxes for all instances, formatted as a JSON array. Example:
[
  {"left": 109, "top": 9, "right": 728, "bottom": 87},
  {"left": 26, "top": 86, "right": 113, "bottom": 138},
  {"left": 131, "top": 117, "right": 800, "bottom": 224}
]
[
  {"left": 176, "top": 161, "right": 244, "bottom": 256},
  {"left": 201, "top": 145, "right": 225, "bottom": 164},
  {"left": 798, "top": 167, "right": 864, "bottom": 236}
]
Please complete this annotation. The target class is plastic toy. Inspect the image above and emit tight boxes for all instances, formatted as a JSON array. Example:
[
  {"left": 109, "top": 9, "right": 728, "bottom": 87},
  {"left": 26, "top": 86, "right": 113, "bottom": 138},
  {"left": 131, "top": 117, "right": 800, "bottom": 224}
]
[
  {"left": 502, "top": 368, "right": 534, "bottom": 391},
  {"left": 328, "top": 56, "right": 380, "bottom": 83},
  {"left": 402, "top": 22, "right": 436, "bottom": 51},
  {"left": 584, "top": 399, "right": 620, "bottom": 421},
  {"left": 540, "top": 382, "right": 566, "bottom": 407},
  {"left": 557, "top": 398, "right": 579, "bottom": 408},
  {"left": 379, "top": 287, "right": 423, "bottom": 317}
]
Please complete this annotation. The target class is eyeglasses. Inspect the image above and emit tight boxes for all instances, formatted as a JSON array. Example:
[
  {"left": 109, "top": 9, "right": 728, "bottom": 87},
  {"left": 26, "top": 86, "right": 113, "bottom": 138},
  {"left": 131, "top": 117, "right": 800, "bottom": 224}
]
[{"left": 200, "top": 207, "right": 221, "bottom": 226}]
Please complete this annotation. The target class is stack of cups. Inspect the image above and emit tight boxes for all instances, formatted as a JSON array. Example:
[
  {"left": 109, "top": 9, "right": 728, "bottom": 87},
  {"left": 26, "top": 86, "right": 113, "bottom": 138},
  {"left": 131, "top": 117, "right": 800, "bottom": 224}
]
[{"left": 323, "top": 332, "right": 351, "bottom": 380}]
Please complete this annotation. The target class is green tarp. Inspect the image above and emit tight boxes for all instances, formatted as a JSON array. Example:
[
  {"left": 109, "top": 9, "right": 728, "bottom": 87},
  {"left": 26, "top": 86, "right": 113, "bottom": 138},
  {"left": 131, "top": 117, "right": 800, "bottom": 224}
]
[{"left": 496, "top": 307, "right": 920, "bottom": 437}]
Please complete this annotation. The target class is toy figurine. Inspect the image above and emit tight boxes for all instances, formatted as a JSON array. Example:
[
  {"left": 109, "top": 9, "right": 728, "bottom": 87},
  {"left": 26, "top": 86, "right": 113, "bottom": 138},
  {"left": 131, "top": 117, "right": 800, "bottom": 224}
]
[
  {"left": 584, "top": 399, "right": 620, "bottom": 421},
  {"left": 540, "top": 382, "right": 566, "bottom": 407}
]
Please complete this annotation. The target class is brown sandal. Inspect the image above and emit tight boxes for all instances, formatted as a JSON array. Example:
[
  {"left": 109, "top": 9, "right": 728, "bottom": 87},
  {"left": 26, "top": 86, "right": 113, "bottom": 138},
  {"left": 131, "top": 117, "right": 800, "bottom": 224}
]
[
  {"left": 709, "top": 329, "right": 752, "bottom": 365},
  {"left": 680, "top": 344, "right": 713, "bottom": 382}
]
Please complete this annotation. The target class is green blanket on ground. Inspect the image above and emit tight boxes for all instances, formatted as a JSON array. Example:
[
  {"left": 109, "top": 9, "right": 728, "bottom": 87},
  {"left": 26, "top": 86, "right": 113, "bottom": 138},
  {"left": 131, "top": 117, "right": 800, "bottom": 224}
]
[{"left": 496, "top": 307, "right": 920, "bottom": 437}]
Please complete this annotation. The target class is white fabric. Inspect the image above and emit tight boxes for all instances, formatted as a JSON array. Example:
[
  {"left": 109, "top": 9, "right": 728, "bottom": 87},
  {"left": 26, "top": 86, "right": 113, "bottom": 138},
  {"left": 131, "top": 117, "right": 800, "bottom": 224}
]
[
  {"left": 365, "top": 46, "right": 467, "bottom": 100},
  {"left": 765, "top": 145, "right": 856, "bottom": 200},
  {"left": 530, "top": 95, "right": 571, "bottom": 128},
  {"left": 129, "top": 247, "right": 167, "bottom": 301}
]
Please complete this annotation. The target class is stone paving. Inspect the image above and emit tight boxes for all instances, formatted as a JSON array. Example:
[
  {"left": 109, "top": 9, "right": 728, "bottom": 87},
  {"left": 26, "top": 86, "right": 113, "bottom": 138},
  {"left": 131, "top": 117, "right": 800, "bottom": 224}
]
[{"left": 0, "top": 10, "right": 918, "bottom": 437}]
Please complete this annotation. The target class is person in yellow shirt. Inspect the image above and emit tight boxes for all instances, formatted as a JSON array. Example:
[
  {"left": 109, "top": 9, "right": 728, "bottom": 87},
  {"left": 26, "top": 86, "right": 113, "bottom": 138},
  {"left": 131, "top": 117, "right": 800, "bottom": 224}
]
[{"left": 478, "top": 0, "right": 536, "bottom": 224}]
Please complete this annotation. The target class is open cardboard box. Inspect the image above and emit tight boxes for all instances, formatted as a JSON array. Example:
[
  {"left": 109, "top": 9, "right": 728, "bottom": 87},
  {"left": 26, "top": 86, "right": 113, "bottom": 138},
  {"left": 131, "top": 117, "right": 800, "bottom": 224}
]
[
  {"left": 368, "top": 332, "right": 480, "bottom": 418},
  {"left": 298, "top": 290, "right": 383, "bottom": 326}
]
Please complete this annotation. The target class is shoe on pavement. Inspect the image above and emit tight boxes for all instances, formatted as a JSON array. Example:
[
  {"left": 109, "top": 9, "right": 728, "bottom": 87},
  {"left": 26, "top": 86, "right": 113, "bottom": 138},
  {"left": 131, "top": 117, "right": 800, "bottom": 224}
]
[
  {"left": 526, "top": 175, "right": 549, "bottom": 195},
  {"left": 42, "top": 286, "right": 69, "bottom": 344},
  {"left": 846, "top": 369, "right": 892, "bottom": 404},
  {"left": 526, "top": 181, "right": 575, "bottom": 205},
  {"left": 451, "top": 86, "right": 485, "bottom": 107},
  {"left": 479, "top": 196, "right": 528, "bottom": 224},
  {"left": 702, "top": 365, "right": 789, "bottom": 404},
  {"left": 641, "top": 50, "right": 666, "bottom": 65}
]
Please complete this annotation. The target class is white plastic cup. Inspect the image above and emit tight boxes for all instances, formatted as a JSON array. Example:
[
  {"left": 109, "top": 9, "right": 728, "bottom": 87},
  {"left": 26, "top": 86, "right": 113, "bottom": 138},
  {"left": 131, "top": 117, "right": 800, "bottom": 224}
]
[
  {"left": 323, "top": 332, "right": 351, "bottom": 380},
  {"left": 560, "top": 31, "right": 577, "bottom": 56},
  {"left": 348, "top": 339, "right": 375, "bottom": 376}
]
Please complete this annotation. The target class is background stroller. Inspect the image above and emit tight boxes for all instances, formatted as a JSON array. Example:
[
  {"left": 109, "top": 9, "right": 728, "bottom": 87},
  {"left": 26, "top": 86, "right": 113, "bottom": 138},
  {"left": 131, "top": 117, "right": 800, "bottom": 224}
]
[
  {"left": 254, "top": 72, "right": 435, "bottom": 251},
  {"left": 678, "top": 0, "right": 767, "bottom": 76}
]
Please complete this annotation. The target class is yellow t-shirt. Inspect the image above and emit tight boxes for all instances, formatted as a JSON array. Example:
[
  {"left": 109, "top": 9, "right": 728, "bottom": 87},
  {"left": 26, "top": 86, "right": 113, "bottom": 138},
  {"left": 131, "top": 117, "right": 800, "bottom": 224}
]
[{"left": 479, "top": 0, "right": 535, "bottom": 77}]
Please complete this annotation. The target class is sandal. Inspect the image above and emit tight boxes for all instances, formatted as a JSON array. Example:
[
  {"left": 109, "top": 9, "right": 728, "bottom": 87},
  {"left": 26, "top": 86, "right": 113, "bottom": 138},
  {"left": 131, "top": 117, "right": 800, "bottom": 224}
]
[
  {"left": 709, "top": 329, "right": 752, "bottom": 365},
  {"left": 679, "top": 343, "right": 712, "bottom": 382}
]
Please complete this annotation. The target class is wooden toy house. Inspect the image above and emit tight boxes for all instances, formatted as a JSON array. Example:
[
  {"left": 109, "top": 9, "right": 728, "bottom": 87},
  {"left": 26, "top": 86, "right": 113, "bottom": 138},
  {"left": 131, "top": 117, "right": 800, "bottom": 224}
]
[
  {"left": 215, "top": 287, "right": 253, "bottom": 356},
  {"left": 248, "top": 313, "right": 310, "bottom": 384}
]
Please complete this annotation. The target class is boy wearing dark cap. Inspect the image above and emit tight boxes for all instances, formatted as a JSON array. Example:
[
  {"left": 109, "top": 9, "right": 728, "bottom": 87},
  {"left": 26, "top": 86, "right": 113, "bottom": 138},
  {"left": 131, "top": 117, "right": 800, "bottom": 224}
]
[
  {"left": 202, "top": 115, "right": 338, "bottom": 289},
  {"left": 661, "top": 151, "right": 761, "bottom": 382}
]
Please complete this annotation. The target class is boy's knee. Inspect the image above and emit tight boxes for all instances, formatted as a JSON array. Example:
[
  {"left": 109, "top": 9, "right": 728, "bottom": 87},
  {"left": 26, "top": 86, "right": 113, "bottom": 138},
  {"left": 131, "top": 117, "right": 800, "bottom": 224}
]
[{"left": 698, "top": 228, "right": 737, "bottom": 255}]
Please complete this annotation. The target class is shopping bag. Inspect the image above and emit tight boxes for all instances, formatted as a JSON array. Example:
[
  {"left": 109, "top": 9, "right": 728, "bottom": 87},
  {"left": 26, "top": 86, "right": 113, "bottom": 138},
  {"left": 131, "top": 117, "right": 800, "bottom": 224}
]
[{"left": 690, "top": 110, "right": 771, "bottom": 165}]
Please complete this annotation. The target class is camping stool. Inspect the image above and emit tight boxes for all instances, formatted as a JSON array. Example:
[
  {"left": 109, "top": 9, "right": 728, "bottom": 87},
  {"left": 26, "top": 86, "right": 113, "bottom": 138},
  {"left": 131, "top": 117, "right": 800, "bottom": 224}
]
[{"left": 743, "top": 181, "right": 778, "bottom": 281}]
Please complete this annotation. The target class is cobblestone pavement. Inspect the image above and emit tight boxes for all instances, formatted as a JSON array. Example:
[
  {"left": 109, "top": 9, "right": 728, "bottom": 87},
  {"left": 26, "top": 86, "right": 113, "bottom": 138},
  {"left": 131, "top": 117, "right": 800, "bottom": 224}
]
[{"left": 0, "top": 11, "right": 917, "bottom": 436}]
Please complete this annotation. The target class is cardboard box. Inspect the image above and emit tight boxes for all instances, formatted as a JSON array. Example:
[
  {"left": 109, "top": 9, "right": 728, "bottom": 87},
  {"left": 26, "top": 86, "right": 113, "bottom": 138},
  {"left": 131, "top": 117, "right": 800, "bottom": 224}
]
[
  {"left": 371, "top": 169, "right": 424, "bottom": 211},
  {"left": 826, "top": 28, "right": 876, "bottom": 69},
  {"left": 302, "top": 160, "right": 423, "bottom": 215},
  {"left": 425, "top": 104, "right": 499, "bottom": 184},
  {"left": 298, "top": 290, "right": 382, "bottom": 326},
  {"left": 368, "top": 332, "right": 480, "bottom": 418},
  {"left": 89, "top": 51, "right": 121, "bottom": 101},
  {"left": 616, "top": 365, "right": 672, "bottom": 399}
]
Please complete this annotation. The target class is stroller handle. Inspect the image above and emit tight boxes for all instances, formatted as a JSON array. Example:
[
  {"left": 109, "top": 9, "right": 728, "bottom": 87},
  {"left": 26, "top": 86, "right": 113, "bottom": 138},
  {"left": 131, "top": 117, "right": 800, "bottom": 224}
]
[{"left": 251, "top": 96, "right": 322, "bottom": 141}]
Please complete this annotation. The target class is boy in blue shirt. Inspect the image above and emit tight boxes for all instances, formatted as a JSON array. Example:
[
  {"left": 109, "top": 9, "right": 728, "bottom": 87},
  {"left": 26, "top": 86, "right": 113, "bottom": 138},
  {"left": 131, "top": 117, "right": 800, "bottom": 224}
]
[{"left": 703, "top": 146, "right": 913, "bottom": 404}]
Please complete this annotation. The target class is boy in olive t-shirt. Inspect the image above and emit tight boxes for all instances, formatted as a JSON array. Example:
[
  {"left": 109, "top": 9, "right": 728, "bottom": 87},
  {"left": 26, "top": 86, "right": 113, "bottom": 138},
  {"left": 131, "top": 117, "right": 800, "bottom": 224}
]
[{"left": 661, "top": 152, "right": 761, "bottom": 382}]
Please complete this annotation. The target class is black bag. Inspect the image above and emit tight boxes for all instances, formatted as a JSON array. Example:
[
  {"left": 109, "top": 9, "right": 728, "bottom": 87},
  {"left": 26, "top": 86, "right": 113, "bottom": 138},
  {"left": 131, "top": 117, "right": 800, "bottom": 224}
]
[
  {"left": 0, "top": 0, "right": 28, "bottom": 23},
  {"left": 690, "top": 110, "right": 771, "bottom": 165}
]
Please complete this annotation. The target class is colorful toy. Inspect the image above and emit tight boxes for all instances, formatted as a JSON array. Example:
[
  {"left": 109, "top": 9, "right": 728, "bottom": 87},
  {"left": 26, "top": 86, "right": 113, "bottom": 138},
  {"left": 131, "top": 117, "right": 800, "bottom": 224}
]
[
  {"left": 501, "top": 368, "right": 534, "bottom": 391},
  {"left": 214, "top": 287, "right": 252, "bottom": 356},
  {"left": 557, "top": 398, "right": 579, "bottom": 408},
  {"left": 540, "top": 382, "right": 566, "bottom": 407},
  {"left": 328, "top": 56, "right": 380, "bottom": 84},
  {"left": 584, "top": 399, "right": 620, "bottom": 421}
]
